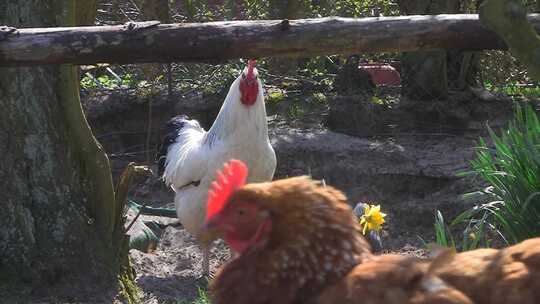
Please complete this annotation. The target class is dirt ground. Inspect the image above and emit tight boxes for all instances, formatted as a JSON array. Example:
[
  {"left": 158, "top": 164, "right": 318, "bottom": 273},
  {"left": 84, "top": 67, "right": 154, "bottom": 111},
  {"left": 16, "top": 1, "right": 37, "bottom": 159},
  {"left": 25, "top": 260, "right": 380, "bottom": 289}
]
[
  {"left": 83, "top": 88, "right": 514, "bottom": 303},
  {"left": 129, "top": 224, "right": 229, "bottom": 303},
  {"left": 127, "top": 214, "right": 429, "bottom": 303}
]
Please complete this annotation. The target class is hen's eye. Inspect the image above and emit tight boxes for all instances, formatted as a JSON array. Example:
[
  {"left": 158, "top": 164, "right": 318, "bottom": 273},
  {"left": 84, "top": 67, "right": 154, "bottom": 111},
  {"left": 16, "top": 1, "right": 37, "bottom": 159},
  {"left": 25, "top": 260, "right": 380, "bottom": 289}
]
[{"left": 237, "top": 209, "right": 246, "bottom": 216}]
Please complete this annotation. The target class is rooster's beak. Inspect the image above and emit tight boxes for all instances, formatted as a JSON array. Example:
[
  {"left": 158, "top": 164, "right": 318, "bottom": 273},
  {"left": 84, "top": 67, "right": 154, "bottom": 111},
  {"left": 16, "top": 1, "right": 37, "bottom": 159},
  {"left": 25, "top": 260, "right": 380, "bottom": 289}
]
[{"left": 199, "top": 220, "right": 222, "bottom": 246}]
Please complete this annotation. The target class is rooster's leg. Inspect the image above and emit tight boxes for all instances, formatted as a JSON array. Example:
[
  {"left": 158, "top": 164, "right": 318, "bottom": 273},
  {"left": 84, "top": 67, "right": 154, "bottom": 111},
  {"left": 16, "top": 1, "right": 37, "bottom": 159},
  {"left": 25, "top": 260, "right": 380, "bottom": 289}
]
[{"left": 202, "top": 245, "right": 210, "bottom": 277}]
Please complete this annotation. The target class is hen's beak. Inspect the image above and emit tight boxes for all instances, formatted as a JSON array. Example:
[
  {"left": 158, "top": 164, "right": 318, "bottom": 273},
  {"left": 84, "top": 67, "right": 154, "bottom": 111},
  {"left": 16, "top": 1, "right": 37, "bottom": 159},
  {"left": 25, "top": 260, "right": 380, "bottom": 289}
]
[{"left": 199, "top": 220, "right": 222, "bottom": 247}]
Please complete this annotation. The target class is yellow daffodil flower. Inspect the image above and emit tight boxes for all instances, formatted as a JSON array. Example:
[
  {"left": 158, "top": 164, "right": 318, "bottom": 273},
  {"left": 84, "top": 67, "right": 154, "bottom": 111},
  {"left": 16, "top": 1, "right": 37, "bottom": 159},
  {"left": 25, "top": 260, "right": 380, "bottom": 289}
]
[{"left": 359, "top": 204, "right": 386, "bottom": 235}]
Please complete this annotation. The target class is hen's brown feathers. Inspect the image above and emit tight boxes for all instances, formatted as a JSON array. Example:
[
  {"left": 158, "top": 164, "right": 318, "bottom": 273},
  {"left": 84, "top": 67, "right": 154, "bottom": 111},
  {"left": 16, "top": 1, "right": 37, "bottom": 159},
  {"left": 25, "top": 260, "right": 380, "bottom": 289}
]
[
  {"left": 210, "top": 177, "right": 372, "bottom": 304},
  {"left": 315, "top": 237, "right": 540, "bottom": 304},
  {"left": 314, "top": 255, "right": 473, "bottom": 304},
  {"left": 434, "top": 238, "right": 540, "bottom": 304}
]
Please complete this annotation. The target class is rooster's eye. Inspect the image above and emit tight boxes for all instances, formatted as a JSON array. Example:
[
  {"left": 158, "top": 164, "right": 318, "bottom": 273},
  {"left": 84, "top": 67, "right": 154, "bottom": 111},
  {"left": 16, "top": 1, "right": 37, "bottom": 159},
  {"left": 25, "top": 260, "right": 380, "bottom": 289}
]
[{"left": 237, "top": 209, "right": 246, "bottom": 216}]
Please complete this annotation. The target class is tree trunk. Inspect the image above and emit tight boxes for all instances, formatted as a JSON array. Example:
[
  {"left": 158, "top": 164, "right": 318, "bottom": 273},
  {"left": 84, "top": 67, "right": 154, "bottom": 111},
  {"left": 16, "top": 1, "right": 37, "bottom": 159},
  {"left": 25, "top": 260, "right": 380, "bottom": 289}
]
[
  {"left": 480, "top": 0, "right": 540, "bottom": 82},
  {"left": 447, "top": 0, "right": 483, "bottom": 91},
  {"left": 0, "top": 0, "right": 134, "bottom": 301},
  {"left": 398, "top": 0, "right": 460, "bottom": 100}
]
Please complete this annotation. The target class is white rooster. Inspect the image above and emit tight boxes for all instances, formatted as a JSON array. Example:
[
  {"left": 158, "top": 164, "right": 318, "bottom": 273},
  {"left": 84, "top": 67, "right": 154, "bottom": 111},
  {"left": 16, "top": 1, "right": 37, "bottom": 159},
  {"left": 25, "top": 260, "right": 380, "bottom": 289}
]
[{"left": 156, "top": 60, "right": 276, "bottom": 276}]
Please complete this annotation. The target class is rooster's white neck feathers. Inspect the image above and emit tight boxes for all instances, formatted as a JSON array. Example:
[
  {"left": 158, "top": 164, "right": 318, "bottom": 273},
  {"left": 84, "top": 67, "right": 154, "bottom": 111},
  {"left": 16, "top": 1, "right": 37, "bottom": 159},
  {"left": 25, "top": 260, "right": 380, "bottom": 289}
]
[{"left": 206, "top": 69, "right": 268, "bottom": 144}]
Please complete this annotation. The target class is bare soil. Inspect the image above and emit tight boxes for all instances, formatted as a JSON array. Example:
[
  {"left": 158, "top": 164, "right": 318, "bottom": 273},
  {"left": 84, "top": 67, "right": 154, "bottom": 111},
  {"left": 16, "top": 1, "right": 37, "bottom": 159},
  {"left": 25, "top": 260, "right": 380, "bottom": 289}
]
[{"left": 129, "top": 225, "right": 229, "bottom": 303}]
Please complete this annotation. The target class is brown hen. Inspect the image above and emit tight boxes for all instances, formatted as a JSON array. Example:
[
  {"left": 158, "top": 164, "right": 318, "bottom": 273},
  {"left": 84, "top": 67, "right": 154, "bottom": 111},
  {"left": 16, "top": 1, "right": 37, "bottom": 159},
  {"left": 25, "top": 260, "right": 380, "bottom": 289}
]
[{"left": 201, "top": 160, "right": 540, "bottom": 304}]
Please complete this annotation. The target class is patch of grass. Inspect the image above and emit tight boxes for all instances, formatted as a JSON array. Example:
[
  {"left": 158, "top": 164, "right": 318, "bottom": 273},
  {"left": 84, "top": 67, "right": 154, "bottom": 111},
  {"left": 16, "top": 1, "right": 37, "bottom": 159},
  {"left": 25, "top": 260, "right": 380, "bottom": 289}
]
[
  {"left": 176, "top": 287, "right": 211, "bottom": 304},
  {"left": 81, "top": 73, "right": 135, "bottom": 90},
  {"left": 433, "top": 210, "right": 454, "bottom": 248},
  {"left": 312, "top": 92, "right": 327, "bottom": 104},
  {"left": 432, "top": 210, "right": 492, "bottom": 252},
  {"left": 267, "top": 90, "right": 286, "bottom": 104},
  {"left": 371, "top": 96, "right": 385, "bottom": 106},
  {"left": 287, "top": 102, "right": 305, "bottom": 119},
  {"left": 485, "top": 81, "right": 540, "bottom": 98},
  {"left": 80, "top": 75, "right": 97, "bottom": 90}
]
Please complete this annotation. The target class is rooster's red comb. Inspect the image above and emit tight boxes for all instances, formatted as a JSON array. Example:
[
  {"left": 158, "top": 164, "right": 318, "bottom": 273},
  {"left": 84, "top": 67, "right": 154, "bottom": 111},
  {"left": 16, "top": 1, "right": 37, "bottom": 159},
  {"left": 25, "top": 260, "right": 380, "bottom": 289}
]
[{"left": 206, "top": 159, "right": 248, "bottom": 222}]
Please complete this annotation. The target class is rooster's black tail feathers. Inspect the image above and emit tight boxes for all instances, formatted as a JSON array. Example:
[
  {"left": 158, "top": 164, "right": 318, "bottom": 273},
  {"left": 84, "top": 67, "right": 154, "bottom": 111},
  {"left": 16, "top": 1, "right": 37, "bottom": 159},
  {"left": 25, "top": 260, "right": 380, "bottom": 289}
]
[{"left": 156, "top": 115, "right": 190, "bottom": 177}]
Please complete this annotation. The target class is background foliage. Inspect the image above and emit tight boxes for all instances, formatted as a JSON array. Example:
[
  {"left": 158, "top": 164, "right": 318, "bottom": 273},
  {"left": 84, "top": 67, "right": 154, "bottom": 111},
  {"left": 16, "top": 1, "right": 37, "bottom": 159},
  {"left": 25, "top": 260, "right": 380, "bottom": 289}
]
[{"left": 86, "top": 0, "right": 539, "bottom": 101}]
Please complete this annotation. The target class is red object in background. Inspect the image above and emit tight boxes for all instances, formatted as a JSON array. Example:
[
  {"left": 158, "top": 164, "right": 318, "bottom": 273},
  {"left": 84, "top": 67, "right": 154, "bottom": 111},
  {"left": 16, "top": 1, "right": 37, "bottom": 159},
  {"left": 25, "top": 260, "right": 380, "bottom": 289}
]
[{"left": 359, "top": 63, "right": 401, "bottom": 86}]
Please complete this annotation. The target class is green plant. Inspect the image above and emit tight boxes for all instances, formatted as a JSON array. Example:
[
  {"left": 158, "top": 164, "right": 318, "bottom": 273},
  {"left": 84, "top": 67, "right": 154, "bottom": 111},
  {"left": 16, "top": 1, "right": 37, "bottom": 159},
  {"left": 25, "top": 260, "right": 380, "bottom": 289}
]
[
  {"left": 267, "top": 90, "right": 286, "bottom": 104},
  {"left": 432, "top": 209, "right": 492, "bottom": 252},
  {"left": 433, "top": 210, "right": 454, "bottom": 248},
  {"left": 431, "top": 104, "right": 540, "bottom": 251},
  {"left": 97, "top": 75, "right": 117, "bottom": 88},
  {"left": 312, "top": 92, "right": 327, "bottom": 103},
  {"left": 485, "top": 80, "right": 540, "bottom": 98},
  {"left": 466, "top": 103, "right": 540, "bottom": 244},
  {"left": 177, "top": 287, "right": 211, "bottom": 304},
  {"left": 287, "top": 102, "right": 305, "bottom": 119},
  {"left": 80, "top": 72, "right": 136, "bottom": 90},
  {"left": 80, "top": 75, "right": 97, "bottom": 89}
]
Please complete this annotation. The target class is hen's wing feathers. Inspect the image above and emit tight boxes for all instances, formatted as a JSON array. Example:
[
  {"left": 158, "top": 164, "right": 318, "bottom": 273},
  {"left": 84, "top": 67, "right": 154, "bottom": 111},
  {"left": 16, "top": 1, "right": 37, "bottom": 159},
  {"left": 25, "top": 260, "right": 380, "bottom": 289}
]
[
  {"left": 434, "top": 237, "right": 540, "bottom": 304},
  {"left": 315, "top": 240, "right": 540, "bottom": 304},
  {"left": 313, "top": 255, "right": 473, "bottom": 304}
]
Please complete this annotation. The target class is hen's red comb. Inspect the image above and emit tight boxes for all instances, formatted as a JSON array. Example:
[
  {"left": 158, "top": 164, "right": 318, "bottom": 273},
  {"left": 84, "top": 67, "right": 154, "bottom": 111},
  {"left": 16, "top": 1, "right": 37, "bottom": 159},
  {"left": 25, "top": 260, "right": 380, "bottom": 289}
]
[
  {"left": 247, "top": 59, "right": 256, "bottom": 77},
  {"left": 206, "top": 159, "right": 248, "bottom": 222}
]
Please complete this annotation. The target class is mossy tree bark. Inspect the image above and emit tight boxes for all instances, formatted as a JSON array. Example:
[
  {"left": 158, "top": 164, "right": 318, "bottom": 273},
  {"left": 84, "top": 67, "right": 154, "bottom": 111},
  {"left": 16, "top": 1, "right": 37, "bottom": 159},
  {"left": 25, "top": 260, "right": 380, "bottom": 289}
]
[
  {"left": 480, "top": 0, "right": 540, "bottom": 82},
  {"left": 0, "top": 0, "right": 134, "bottom": 301}
]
